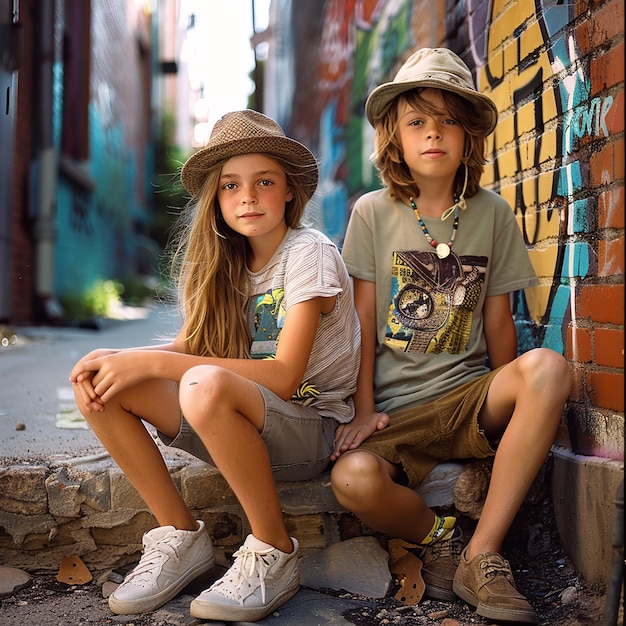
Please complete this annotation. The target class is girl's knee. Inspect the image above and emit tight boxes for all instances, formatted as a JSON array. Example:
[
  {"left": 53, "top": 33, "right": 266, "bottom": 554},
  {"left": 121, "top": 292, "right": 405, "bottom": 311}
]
[{"left": 179, "top": 365, "right": 231, "bottom": 424}]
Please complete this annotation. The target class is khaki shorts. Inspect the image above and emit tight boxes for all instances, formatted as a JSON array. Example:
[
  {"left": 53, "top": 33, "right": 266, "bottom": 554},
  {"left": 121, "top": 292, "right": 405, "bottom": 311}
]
[
  {"left": 158, "top": 383, "right": 337, "bottom": 481},
  {"left": 360, "top": 368, "right": 501, "bottom": 488}
]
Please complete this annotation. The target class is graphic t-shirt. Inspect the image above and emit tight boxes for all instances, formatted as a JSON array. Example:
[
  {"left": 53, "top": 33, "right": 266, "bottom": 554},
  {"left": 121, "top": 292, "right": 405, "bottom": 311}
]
[
  {"left": 341, "top": 187, "right": 538, "bottom": 414},
  {"left": 247, "top": 226, "right": 360, "bottom": 423}
]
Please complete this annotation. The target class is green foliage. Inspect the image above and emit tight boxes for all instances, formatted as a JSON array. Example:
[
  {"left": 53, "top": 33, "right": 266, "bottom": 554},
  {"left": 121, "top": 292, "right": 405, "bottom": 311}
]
[
  {"left": 151, "top": 110, "right": 191, "bottom": 250},
  {"left": 59, "top": 279, "right": 124, "bottom": 320}
]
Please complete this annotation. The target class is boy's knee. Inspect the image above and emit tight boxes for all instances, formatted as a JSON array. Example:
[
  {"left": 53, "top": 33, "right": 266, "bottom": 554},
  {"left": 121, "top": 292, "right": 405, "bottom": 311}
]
[
  {"left": 331, "top": 451, "right": 381, "bottom": 503},
  {"left": 521, "top": 348, "right": 571, "bottom": 394}
]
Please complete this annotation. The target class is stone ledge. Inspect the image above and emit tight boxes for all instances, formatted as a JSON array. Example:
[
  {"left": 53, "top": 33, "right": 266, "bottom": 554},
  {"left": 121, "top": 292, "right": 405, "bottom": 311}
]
[{"left": 0, "top": 454, "right": 465, "bottom": 574}]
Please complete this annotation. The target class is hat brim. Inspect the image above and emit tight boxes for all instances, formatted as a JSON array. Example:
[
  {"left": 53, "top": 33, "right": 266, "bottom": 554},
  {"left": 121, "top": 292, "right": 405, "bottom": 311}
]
[
  {"left": 181, "top": 135, "right": 319, "bottom": 198},
  {"left": 365, "top": 79, "right": 498, "bottom": 134}
]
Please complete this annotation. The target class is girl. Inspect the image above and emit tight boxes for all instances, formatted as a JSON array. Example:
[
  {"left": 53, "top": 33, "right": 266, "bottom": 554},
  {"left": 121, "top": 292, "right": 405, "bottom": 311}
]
[
  {"left": 330, "top": 48, "right": 570, "bottom": 624},
  {"left": 70, "top": 110, "right": 360, "bottom": 622}
]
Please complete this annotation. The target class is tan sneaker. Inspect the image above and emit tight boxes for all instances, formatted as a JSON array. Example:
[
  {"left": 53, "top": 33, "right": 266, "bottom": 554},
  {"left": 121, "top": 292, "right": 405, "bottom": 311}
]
[
  {"left": 452, "top": 548, "right": 538, "bottom": 623},
  {"left": 406, "top": 526, "right": 465, "bottom": 601}
]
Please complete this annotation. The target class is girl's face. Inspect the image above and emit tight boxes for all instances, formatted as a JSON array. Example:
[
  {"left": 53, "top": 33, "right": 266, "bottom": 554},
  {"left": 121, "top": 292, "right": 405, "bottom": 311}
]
[
  {"left": 217, "top": 153, "right": 294, "bottom": 245},
  {"left": 397, "top": 88, "right": 466, "bottom": 186}
]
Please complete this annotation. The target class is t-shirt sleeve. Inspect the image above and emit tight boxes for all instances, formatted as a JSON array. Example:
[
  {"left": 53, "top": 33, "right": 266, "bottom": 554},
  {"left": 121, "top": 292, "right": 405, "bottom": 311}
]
[
  {"left": 341, "top": 196, "right": 376, "bottom": 282},
  {"left": 283, "top": 236, "right": 345, "bottom": 308},
  {"left": 487, "top": 202, "right": 539, "bottom": 296}
]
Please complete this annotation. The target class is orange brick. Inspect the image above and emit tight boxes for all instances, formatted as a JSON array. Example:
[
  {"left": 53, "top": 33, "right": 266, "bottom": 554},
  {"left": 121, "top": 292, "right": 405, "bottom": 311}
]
[
  {"left": 591, "top": 42, "right": 625, "bottom": 95},
  {"left": 587, "top": 371, "right": 625, "bottom": 412},
  {"left": 604, "top": 88, "right": 624, "bottom": 135},
  {"left": 590, "top": 140, "right": 625, "bottom": 185},
  {"left": 566, "top": 326, "right": 593, "bottom": 363},
  {"left": 578, "top": 284, "right": 625, "bottom": 325},
  {"left": 598, "top": 236, "right": 625, "bottom": 277},
  {"left": 578, "top": 0, "right": 625, "bottom": 48},
  {"left": 597, "top": 186, "right": 624, "bottom": 229},
  {"left": 594, "top": 328, "right": 625, "bottom": 368}
]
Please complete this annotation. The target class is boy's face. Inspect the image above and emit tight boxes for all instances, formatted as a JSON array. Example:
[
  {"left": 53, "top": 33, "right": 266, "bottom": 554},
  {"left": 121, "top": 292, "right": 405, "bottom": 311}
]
[{"left": 397, "top": 88, "right": 466, "bottom": 190}]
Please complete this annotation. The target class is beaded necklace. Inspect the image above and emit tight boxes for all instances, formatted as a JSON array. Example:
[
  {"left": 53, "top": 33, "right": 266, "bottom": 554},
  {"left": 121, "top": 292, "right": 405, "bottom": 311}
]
[{"left": 409, "top": 197, "right": 459, "bottom": 259}]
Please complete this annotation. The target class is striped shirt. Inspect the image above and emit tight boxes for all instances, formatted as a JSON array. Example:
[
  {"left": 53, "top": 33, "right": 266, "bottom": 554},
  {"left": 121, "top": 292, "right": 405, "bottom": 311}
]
[{"left": 247, "top": 227, "right": 360, "bottom": 423}]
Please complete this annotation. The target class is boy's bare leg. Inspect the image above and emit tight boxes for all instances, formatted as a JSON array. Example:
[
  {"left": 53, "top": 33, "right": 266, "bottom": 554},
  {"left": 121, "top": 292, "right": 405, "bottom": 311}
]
[{"left": 467, "top": 348, "right": 570, "bottom": 559}]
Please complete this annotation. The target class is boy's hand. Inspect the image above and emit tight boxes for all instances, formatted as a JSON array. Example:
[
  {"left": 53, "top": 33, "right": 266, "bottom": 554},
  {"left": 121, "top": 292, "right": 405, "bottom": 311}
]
[{"left": 330, "top": 411, "right": 389, "bottom": 461}]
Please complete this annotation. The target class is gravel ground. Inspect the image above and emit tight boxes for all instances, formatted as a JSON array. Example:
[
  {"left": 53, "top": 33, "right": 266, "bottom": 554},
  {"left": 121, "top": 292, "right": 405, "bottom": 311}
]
[
  {"left": 0, "top": 519, "right": 617, "bottom": 626},
  {"left": 0, "top": 475, "right": 620, "bottom": 625}
]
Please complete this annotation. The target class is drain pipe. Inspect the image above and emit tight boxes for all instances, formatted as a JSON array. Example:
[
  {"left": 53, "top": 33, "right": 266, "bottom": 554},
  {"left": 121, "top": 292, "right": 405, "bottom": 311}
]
[{"left": 34, "top": 0, "right": 62, "bottom": 322}]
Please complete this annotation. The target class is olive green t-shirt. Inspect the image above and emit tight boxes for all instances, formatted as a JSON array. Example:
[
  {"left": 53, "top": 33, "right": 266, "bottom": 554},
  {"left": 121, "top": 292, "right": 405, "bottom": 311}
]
[{"left": 341, "top": 187, "right": 538, "bottom": 414}]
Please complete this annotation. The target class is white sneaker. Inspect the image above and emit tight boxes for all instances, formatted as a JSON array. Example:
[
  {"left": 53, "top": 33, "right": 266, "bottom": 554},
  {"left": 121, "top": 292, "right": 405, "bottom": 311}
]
[
  {"left": 108, "top": 520, "right": 215, "bottom": 615},
  {"left": 190, "top": 534, "right": 300, "bottom": 622}
]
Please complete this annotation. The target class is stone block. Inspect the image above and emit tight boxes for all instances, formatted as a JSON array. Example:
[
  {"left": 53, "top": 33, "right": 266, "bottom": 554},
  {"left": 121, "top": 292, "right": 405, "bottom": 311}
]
[
  {"left": 0, "top": 510, "right": 56, "bottom": 545},
  {"left": 77, "top": 468, "right": 111, "bottom": 512},
  {"left": 181, "top": 463, "right": 237, "bottom": 508},
  {"left": 46, "top": 468, "right": 83, "bottom": 518},
  {"left": 109, "top": 468, "right": 148, "bottom": 510},
  {"left": 284, "top": 513, "right": 327, "bottom": 552},
  {"left": 551, "top": 445, "right": 624, "bottom": 584},
  {"left": 199, "top": 511, "right": 242, "bottom": 548},
  {"left": 0, "top": 465, "right": 48, "bottom": 515},
  {"left": 277, "top": 474, "right": 343, "bottom": 514}
]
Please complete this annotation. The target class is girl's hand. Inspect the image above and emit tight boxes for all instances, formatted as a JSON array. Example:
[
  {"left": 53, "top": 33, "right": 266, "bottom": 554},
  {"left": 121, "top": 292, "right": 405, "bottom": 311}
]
[
  {"left": 330, "top": 411, "right": 389, "bottom": 461},
  {"left": 70, "top": 349, "right": 120, "bottom": 412},
  {"left": 70, "top": 349, "right": 153, "bottom": 407}
]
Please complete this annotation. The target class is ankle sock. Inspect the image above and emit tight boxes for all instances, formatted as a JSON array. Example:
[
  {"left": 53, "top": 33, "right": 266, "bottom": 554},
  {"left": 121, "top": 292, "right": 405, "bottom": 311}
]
[{"left": 420, "top": 515, "right": 456, "bottom": 545}]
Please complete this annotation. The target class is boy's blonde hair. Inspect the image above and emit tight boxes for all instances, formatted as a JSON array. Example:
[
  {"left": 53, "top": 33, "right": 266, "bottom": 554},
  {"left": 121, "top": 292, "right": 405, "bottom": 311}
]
[
  {"left": 371, "top": 88, "right": 493, "bottom": 202},
  {"left": 169, "top": 154, "right": 313, "bottom": 358}
]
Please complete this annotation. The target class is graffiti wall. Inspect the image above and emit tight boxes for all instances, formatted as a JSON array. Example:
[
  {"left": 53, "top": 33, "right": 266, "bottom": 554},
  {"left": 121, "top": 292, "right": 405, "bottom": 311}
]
[
  {"left": 53, "top": 0, "right": 154, "bottom": 302},
  {"left": 305, "top": 0, "right": 624, "bottom": 460}
]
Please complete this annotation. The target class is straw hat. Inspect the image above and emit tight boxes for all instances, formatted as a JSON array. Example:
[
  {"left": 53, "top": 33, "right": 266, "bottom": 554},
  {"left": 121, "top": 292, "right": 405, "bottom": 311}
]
[
  {"left": 365, "top": 48, "right": 498, "bottom": 134},
  {"left": 181, "top": 110, "right": 318, "bottom": 198}
]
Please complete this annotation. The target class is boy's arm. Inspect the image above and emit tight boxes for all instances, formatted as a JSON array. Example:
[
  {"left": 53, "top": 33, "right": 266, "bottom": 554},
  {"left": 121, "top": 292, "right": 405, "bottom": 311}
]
[
  {"left": 331, "top": 277, "right": 389, "bottom": 459},
  {"left": 483, "top": 293, "right": 518, "bottom": 369}
]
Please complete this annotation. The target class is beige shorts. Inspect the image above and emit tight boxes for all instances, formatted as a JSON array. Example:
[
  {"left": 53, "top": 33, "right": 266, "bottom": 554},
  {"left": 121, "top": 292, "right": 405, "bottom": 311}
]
[
  {"left": 158, "top": 383, "right": 338, "bottom": 482},
  {"left": 360, "top": 368, "right": 501, "bottom": 488}
]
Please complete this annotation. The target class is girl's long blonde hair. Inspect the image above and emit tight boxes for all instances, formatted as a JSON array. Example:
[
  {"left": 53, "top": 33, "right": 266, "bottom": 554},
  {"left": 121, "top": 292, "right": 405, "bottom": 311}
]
[
  {"left": 372, "top": 88, "right": 492, "bottom": 202},
  {"left": 169, "top": 154, "right": 314, "bottom": 358}
]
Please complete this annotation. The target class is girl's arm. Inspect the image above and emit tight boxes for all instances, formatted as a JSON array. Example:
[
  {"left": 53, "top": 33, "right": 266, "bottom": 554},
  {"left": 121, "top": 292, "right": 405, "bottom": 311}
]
[
  {"left": 73, "top": 295, "right": 334, "bottom": 405},
  {"left": 483, "top": 293, "right": 518, "bottom": 369},
  {"left": 331, "top": 278, "right": 389, "bottom": 460}
]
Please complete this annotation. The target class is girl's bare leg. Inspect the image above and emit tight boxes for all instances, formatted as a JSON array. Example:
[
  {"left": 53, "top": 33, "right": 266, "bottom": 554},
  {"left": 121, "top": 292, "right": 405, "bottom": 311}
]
[
  {"left": 179, "top": 365, "right": 293, "bottom": 553},
  {"left": 76, "top": 379, "right": 198, "bottom": 531}
]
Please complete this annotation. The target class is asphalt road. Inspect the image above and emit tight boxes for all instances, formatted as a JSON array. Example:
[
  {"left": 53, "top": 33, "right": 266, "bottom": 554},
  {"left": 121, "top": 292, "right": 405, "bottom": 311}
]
[{"left": 0, "top": 302, "right": 181, "bottom": 465}]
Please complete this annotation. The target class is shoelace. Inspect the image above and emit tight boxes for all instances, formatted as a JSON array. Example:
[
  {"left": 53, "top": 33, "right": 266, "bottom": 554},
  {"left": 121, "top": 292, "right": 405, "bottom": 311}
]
[
  {"left": 215, "top": 545, "right": 277, "bottom": 603},
  {"left": 412, "top": 528, "right": 464, "bottom": 563},
  {"left": 480, "top": 554, "right": 515, "bottom": 583},
  {"left": 125, "top": 534, "right": 182, "bottom": 583}
]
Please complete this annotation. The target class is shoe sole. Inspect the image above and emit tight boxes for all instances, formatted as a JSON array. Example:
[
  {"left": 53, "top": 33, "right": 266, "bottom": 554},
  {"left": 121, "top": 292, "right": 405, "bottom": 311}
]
[
  {"left": 452, "top": 580, "right": 538, "bottom": 624},
  {"left": 109, "top": 553, "right": 216, "bottom": 615},
  {"left": 190, "top": 580, "right": 300, "bottom": 621},
  {"left": 424, "top": 583, "right": 457, "bottom": 602}
]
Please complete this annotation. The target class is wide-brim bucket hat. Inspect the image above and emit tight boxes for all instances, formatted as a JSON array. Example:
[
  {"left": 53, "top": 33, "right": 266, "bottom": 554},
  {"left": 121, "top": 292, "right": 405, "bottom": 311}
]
[
  {"left": 181, "top": 109, "right": 318, "bottom": 198},
  {"left": 365, "top": 47, "right": 498, "bottom": 134}
]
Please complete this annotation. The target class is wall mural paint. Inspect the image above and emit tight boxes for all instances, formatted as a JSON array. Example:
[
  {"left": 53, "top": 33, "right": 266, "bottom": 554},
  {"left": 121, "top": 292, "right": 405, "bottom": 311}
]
[
  {"left": 468, "top": 0, "right": 612, "bottom": 359},
  {"left": 317, "top": 0, "right": 615, "bottom": 360}
]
